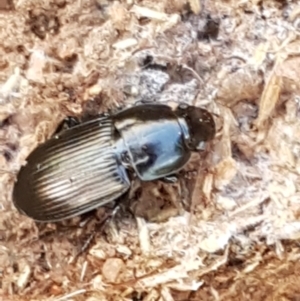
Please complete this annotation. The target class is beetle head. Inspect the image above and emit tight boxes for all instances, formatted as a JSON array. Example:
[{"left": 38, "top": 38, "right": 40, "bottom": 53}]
[{"left": 175, "top": 103, "right": 216, "bottom": 151}]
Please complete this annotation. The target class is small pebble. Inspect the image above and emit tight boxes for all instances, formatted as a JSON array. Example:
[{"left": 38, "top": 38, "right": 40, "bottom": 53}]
[{"left": 102, "top": 258, "right": 124, "bottom": 283}]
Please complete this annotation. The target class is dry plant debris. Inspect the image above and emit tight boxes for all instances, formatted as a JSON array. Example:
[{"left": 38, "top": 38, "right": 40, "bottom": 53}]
[{"left": 1, "top": 0, "right": 300, "bottom": 300}]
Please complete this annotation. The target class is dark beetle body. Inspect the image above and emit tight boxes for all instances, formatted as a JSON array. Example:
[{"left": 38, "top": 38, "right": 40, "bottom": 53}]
[{"left": 12, "top": 103, "right": 215, "bottom": 222}]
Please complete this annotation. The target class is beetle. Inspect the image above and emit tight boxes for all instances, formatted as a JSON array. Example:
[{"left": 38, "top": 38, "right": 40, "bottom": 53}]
[{"left": 12, "top": 103, "right": 216, "bottom": 222}]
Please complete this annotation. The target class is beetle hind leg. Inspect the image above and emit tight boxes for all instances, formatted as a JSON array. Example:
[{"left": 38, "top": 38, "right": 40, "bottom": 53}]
[{"left": 53, "top": 116, "right": 81, "bottom": 136}]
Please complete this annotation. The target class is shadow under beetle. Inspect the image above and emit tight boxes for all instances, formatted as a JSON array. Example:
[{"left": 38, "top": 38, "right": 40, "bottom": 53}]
[{"left": 12, "top": 103, "right": 216, "bottom": 222}]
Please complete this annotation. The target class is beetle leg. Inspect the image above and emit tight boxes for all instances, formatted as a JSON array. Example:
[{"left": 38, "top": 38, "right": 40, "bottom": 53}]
[
  {"left": 110, "top": 188, "right": 133, "bottom": 219},
  {"left": 106, "top": 178, "right": 141, "bottom": 228},
  {"left": 53, "top": 117, "right": 81, "bottom": 136},
  {"left": 72, "top": 197, "right": 127, "bottom": 262},
  {"left": 72, "top": 211, "right": 112, "bottom": 262},
  {"left": 160, "top": 175, "right": 178, "bottom": 184}
]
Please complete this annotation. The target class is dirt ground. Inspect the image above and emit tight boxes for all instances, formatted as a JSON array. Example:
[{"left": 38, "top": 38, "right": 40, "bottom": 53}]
[{"left": 1, "top": 0, "right": 300, "bottom": 300}]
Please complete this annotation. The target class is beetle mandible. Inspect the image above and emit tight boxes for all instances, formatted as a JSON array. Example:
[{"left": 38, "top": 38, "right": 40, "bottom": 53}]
[{"left": 12, "top": 103, "right": 216, "bottom": 222}]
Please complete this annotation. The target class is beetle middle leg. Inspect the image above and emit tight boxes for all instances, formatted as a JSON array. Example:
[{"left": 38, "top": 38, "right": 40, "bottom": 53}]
[
  {"left": 160, "top": 174, "right": 178, "bottom": 184},
  {"left": 71, "top": 208, "right": 114, "bottom": 261}
]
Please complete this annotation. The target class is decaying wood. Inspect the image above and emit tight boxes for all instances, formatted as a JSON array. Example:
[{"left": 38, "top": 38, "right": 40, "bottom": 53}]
[{"left": 1, "top": 0, "right": 300, "bottom": 300}]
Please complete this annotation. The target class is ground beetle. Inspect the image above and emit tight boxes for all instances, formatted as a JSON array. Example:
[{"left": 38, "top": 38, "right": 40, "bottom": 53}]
[{"left": 12, "top": 103, "right": 216, "bottom": 222}]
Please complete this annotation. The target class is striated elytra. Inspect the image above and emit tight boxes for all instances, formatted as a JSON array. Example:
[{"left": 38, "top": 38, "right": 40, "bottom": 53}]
[{"left": 12, "top": 103, "right": 216, "bottom": 222}]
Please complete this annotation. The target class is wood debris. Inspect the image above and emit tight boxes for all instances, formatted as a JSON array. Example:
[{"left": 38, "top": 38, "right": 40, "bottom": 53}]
[{"left": 1, "top": 0, "right": 300, "bottom": 300}]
